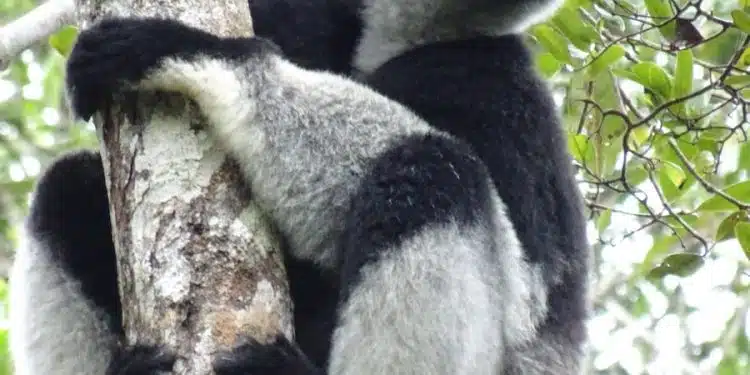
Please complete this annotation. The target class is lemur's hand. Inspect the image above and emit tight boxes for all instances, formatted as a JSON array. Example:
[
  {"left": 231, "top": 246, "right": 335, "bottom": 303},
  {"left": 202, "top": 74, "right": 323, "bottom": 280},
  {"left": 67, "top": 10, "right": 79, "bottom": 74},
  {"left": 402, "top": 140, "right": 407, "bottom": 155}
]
[
  {"left": 65, "top": 17, "right": 223, "bottom": 120},
  {"left": 214, "top": 334, "right": 323, "bottom": 375},
  {"left": 106, "top": 344, "right": 176, "bottom": 375}
]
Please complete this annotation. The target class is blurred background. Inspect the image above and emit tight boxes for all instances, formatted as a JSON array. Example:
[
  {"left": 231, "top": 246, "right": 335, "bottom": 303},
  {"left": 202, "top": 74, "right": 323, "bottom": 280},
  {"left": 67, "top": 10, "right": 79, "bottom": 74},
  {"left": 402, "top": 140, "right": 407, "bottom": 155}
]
[{"left": 1, "top": 0, "right": 750, "bottom": 374}]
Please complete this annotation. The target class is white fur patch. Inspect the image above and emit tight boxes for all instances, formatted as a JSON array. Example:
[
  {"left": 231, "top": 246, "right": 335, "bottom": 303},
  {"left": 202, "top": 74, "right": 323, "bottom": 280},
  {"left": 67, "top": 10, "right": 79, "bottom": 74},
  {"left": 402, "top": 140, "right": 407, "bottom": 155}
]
[
  {"left": 328, "top": 222, "right": 508, "bottom": 375},
  {"left": 354, "top": 0, "right": 565, "bottom": 73},
  {"left": 490, "top": 191, "right": 548, "bottom": 346},
  {"left": 142, "top": 57, "right": 257, "bottom": 143},
  {"left": 507, "top": 331, "right": 584, "bottom": 375},
  {"left": 9, "top": 233, "right": 114, "bottom": 375}
]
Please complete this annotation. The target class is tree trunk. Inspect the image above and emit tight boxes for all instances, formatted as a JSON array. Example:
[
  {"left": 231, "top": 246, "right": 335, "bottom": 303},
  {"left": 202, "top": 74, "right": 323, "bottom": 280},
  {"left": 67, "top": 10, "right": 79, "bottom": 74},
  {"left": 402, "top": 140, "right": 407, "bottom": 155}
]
[{"left": 75, "top": 1, "right": 293, "bottom": 374}]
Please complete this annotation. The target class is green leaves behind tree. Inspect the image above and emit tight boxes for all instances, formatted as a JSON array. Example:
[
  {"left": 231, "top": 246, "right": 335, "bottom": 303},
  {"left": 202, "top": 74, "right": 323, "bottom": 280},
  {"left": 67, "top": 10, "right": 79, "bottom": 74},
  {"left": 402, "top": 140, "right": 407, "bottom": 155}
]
[
  {"left": 531, "top": 0, "right": 750, "bottom": 373},
  {"left": 1, "top": 2, "right": 94, "bottom": 374}
]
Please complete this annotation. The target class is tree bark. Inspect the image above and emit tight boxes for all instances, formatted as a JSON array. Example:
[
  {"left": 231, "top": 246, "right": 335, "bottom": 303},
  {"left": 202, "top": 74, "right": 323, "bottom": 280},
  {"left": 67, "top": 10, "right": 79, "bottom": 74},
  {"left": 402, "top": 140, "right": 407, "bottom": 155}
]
[{"left": 74, "top": 1, "right": 292, "bottom": 374}]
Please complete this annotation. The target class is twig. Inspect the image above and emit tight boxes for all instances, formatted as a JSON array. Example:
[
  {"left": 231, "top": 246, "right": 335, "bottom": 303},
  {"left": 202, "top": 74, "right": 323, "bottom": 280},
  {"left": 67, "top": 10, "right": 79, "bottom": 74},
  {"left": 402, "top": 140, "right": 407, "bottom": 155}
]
[{"left": 0, "top": 0, "right": 75, "bottom": 69}]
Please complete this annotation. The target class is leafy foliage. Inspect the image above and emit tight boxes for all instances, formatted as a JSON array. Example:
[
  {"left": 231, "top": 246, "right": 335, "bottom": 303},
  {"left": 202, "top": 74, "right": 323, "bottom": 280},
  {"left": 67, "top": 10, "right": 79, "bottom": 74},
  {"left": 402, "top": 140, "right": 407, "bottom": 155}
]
[
  {"left": 527, "top": 0, "right": 750, "bottom": 373},
  {"left": 0, "top": 1, "right": 96, "bottom": 373}
]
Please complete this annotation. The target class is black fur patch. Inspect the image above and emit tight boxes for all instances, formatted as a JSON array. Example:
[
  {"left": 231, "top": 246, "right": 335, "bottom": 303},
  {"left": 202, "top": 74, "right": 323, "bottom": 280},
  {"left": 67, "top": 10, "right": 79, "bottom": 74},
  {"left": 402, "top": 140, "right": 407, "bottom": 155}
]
[
  {"left": 65, "top": 17, "right": 280, "bottom": 121},
  {"left": 338, "top": 133, "right": 495, "bottom": 299},
  {"left": 107, "top": 344, "right": 176, "bottom": 375},
  {"left": 28, "top": 150, "right": 122, "bottom": 333},
  {"left": 214, "top": 335, "right": 322, "bottom": 375},
  {"left": 250, "top": 0, "right": 362, "bottom": 74},
  {"left": 366, "top": 35, "right": 589, "bottom": 341}
]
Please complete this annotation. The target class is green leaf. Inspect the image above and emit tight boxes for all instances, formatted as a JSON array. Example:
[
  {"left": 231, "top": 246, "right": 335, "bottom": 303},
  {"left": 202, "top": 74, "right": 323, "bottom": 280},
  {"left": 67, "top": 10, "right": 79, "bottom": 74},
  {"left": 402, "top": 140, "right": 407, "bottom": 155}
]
[
  {"left": 627, "top": 126, "right": 650, "bottom": 150},
  {"left": 656, "top": 135, "right": 699, "bottom": 163},
  {"left": 646, "top": 265, "right": 672, "bottom": 282},
  {"left": 632, "top": 62, "right": 672, "bottom": 98},
  {"left": 0, "top": 328, "right": 10, "bottom": 375},
  {"left": 734, "top": 222, "right": 750, "bottom": 260},
  {"left": 644, "top": 0, "right": 676, "bottom": 39},
  {"left": 533, "top": 25, "right": 573, "bottom": 64},
  {"left": 698, "top": 128, "right": 732, "bottom": 144},
  {"left": 567, "top": 134, "right": 592, "bottom": 164},
  {"left": 698, "top": 180, "right": 750, "bottom": 212},
  {"left": 658, "top": 168, "right": 681, "bottom": 201},
  {"left": 739, "top": 141, "right": 750, "bottom": 171},
  {"left": 588, "top": 45, "right": 625, "bottom": 77},
  {"left": 48, "top": 25, "right": 79, "bottom": 57},
  {"left": 596, "top": 209, "right": 612, "bottom": 233},
  {"left": 630, "top": 290, "right": 651, "bottom": 317},
  {"left": 671, "top": 49, "right": 693, "bottom": 115},
  {"left": 625, "top": 162, "right": 649, "bottom": 187},
  {"left": 552, "top": 7, "right": 598, "bottom": 50},
  {"left": 716, "top": 212, "right": 747, "bottom": 242},
  {"left": 642, "top": 235, "right": 678, "bottom": 269},
  {"left": 731, "top": 10, "right": 750, "bottom": 34},
  {"left": 663, "top": 214, "right": 699, "bottom": 233},
  {"left": 662, "top": 253, "right": 704, "bottom": 277},
  {"left": 536, "top": 52, "right": 562, "bottom": 78},
  {"left": 724, "top": 75, "right": 750, "bottom": 88},
  {"left": 717, "top": 358, "right": 740, "bottom": 375},
  {"left": 661, "top": 160, "right": 686, "bottom": 186},
  {"left": 615, "top": 62, "right": 672, "bottom": 98},
  {"left": 737, "top": 48, "right": 750, "bottom": 69}
]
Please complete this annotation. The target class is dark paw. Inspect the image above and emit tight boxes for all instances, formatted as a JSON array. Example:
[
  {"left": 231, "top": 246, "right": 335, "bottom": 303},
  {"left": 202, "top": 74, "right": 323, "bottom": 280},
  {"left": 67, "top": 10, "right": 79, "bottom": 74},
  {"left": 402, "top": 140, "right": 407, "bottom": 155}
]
[
  {"left": 65, "top": 17, "right": 221, "bottom": 120},
  {"left": 107, "top": 344, "right": 176, "bottom": 375},
  {"left": 213, "top": 334, "right": 321, "bottom": 375}
]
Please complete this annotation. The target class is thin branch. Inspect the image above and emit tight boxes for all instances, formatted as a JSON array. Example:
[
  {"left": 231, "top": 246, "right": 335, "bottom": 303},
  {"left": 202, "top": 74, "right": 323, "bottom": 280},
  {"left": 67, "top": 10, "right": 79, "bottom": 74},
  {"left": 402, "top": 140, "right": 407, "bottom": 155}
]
[
  {"left": 0, "top": 0, "right": 75, "bottom": 69},
  {"left": 667, "top": 138, "right": 750, "bottom": 210}
]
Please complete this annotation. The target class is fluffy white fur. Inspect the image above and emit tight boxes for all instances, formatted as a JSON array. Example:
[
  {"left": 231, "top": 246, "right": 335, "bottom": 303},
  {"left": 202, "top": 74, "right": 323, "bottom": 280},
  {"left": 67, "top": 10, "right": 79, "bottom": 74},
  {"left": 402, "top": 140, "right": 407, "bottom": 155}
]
[
  {"left": 328, "top": 223, "right": 504, "bottom": 375},
  {"left": 9, "top": 234, "right": 114, "bottom": 375},
  {"left": 354, "top": 0, "right": 565, "bottom": 73}
]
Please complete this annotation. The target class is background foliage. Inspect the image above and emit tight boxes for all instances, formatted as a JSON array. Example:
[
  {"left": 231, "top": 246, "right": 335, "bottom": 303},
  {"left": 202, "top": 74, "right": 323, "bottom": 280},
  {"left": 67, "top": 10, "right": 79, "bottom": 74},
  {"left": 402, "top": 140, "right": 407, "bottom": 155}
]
[{"left": 1, "top": 0, "right": 750, "bottom": 374}]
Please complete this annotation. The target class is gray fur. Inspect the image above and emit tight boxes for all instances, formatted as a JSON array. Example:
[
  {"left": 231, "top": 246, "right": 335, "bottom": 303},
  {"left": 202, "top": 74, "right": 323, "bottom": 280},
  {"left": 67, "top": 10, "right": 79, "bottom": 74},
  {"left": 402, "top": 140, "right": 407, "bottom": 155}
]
[
  {"left": 9, "top": 235, "right": 114, "bottom": 375},
  {"left": 143, "top": 55, "right": 435, "bottom": 267},
  {"left": 347, "top": 1, "right": 579, "bottom": 373},
  {"left": 506, "top": 332, "right": 585, "bottom": 375},
  {"left": 135, "top": 48, "right": 547, "bottom": 374},
  {"left": 328, "top": 223, "right": 504, "bottom": 375},
  {"left": 328, "top": 196, "right": 546, "bottom": 375},
  {"left": 354, "top": 0, "right": 565, "bottom": 73},
  {"left": 488, "top": 192, "right": 548, "bottom": 349}
]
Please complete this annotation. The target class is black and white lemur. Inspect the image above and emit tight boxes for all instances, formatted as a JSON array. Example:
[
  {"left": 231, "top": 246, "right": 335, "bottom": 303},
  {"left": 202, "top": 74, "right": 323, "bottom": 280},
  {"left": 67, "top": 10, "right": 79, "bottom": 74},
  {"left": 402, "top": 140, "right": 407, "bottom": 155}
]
[{"left": 9, "top": 0, "right": 590, "bottom": 374}]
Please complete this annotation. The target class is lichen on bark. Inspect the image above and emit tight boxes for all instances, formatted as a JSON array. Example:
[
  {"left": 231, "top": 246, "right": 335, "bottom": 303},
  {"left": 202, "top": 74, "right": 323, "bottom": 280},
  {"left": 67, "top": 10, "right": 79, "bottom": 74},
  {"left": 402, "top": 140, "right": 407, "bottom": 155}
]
[{"left": 73, "top": 1, "right": 292, "bottom": 373}]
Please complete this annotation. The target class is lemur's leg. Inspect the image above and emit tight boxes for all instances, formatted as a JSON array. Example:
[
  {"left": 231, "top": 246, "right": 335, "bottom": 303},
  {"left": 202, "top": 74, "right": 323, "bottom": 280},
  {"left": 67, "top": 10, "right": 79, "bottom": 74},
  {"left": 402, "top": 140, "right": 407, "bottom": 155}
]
[{"left": 10, "top": 150, "right": 175, "bottom": 375}]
